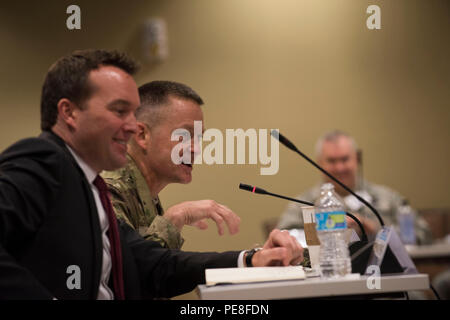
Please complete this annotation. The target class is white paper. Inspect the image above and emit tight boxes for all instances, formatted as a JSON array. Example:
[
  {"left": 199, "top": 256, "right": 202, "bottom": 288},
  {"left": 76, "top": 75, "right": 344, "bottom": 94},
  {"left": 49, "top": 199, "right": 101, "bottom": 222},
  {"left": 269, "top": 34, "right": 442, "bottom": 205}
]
[{"left": 205, "top": 266, "right": 305, "bottom": 286}]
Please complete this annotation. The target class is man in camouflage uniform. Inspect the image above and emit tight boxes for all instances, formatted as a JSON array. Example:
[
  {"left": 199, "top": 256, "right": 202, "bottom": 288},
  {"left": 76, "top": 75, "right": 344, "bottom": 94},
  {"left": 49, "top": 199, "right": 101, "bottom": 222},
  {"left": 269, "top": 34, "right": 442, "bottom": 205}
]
[
  {"left": 101, "top": 81, "right": 241, "bottom": 249},
  {"left": 277, "top": 130, "right": 432, "bottom": 244},
  {"left": 102, "top": 155, "right": 183, "bottom": 249}
]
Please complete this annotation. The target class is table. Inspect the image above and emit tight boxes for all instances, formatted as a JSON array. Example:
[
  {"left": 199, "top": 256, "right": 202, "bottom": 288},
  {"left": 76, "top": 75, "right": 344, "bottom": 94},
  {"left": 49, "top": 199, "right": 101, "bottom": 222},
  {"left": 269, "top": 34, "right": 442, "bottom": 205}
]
[
  {"left": 406, "top": 243, "right": 450, "bottom": 299},
  {"left": 406, "top": 243, "right": 450, "bottom": 259},
  {"left": 197, "top": 273, "right": 429, "bottom": 300}
]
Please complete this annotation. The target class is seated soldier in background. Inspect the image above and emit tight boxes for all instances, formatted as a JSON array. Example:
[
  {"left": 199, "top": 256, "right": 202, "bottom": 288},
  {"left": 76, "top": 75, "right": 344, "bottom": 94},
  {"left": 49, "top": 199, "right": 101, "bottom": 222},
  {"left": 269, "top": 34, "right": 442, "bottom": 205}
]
[
  {"left": 277, "top": 130, "right": 432, "bottom": 244},
  {"left": 102, "top": 81, "right": 240, "bottom": 249}
]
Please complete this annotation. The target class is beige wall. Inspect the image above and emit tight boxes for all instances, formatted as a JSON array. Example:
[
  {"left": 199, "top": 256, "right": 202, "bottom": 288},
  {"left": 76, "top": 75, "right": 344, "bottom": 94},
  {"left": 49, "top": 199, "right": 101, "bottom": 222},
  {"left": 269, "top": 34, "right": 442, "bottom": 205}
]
[{"left": 1, "top": 0, "right": 449, "bottom": 297}]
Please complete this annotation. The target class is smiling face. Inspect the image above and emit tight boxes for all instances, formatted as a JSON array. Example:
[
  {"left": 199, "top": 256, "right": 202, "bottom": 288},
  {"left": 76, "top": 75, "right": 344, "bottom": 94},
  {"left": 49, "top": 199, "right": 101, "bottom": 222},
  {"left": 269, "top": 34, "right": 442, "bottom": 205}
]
[
  {"left": 142, "top": 96, "right": 204, "bottom": 186},
  {"left": 318, "top": 135, "right": 358, "bottom": 193},
  {"left": 70, "top": 66, "right": 140, "bottom": 172}
]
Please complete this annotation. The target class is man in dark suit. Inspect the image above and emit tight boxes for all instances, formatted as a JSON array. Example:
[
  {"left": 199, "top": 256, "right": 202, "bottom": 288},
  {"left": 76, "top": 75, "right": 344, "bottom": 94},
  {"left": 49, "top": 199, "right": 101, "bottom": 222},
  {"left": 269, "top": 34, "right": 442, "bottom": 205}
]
[{"left": 0, "top": 49, "right": 303, "bottom": 299}]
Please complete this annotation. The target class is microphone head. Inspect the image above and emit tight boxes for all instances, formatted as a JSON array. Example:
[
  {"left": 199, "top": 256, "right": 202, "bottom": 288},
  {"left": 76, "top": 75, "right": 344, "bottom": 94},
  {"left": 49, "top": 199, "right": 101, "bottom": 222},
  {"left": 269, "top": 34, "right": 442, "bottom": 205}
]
[
  {"left": 239, "top": 183, "right": 253, "bottom": 192},
  {"left": 271, "top": 130, "right": 298, "bottom": 152},
  {"left": 239, "top": 183, "right": 267, "bottom": 195}
]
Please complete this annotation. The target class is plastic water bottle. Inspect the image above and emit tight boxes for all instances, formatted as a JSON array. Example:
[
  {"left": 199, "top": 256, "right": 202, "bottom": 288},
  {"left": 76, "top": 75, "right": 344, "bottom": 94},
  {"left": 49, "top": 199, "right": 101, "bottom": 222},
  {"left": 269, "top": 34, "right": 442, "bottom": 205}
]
[
  {"left": 397, "top": 199, "right": 416, "bottom": 245},
  {"left": 315, "top": 183, "right": 352, "bottom": 278}
]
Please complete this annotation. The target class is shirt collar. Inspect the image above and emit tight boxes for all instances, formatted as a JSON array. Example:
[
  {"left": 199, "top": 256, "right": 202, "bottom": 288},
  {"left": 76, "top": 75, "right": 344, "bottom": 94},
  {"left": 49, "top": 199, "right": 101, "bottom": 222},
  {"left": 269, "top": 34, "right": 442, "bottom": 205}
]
[{"left": 66, "top": 144, "right": 98, "bottom": 184}]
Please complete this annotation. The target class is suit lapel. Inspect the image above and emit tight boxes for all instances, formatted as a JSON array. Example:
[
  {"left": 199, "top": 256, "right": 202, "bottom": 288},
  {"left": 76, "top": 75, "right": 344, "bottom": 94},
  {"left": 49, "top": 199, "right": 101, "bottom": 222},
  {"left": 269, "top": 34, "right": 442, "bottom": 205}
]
[{"left": 40, "top": 131, "right": 104, "bottom": 299}]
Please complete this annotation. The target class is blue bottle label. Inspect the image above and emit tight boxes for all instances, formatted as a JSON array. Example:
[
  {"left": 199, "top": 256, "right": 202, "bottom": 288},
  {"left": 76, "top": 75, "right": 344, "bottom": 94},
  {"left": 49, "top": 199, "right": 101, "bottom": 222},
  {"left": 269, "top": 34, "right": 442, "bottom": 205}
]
[{"left": 315, "top": 211, "right": 347, "bottom": 231}]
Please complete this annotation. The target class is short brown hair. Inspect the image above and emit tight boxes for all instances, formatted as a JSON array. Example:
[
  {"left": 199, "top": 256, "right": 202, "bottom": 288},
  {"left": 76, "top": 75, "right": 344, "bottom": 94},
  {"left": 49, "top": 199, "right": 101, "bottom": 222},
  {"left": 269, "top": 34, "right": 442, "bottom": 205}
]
[
  {"left": 136, "top": 80, "right": 204, "bottom": 128},
  {"left": 40, "top": 49, "right": 139, "bottom": 131}
]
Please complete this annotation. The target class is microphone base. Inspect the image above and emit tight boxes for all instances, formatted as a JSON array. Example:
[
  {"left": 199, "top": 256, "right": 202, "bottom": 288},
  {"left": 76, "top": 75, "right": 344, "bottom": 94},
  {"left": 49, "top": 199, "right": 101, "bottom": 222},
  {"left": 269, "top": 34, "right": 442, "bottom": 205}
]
[{"left": 349, "top": 241, "right": 404, "bottom": 275}]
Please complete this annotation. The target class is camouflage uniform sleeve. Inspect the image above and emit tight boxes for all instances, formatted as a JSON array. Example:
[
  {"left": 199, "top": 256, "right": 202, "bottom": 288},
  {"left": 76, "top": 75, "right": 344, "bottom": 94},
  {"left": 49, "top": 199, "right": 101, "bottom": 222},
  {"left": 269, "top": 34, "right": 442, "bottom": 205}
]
[
  {"left": 300, "top": 247, "right": 311, "bottom": 268},
  {"left": 107, "top": 182, "right": 137, "bottom": 229},
  {"left": 103, "top": 171, "right": 185, "bottom": 249},
  {"left": 142, "top": 215, "right": 184, "bottom": 249},
  {"left": 108, "top": 185, "right": 136, "bottom": 229}
]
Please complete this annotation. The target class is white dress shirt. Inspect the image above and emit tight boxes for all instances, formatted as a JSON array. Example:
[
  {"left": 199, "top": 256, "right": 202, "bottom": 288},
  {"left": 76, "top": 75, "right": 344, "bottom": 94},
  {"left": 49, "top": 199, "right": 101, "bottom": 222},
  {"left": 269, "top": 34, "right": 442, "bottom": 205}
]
[
  {"left": 67, "top": 146, "right": 114, "bottom": 300},
  {"left": 66, "top": 145, "right": 248, "bottom": 300}
]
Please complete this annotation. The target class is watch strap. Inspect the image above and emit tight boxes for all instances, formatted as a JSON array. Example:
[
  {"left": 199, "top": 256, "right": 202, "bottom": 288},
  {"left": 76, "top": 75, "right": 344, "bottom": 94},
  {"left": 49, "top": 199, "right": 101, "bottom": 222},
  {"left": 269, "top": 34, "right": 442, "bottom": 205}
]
[{"left": 245, "top": 247, "right": 262, "bottom": 267}]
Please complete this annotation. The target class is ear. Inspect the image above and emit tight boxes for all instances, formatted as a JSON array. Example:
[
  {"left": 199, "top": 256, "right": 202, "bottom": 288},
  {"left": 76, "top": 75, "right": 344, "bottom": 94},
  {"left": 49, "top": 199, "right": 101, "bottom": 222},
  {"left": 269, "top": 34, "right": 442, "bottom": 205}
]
[
  {"left": 56, "top": 98, "right": 79, "bottom": 130},
  {"left": 133, "top": 121, "right": 150, "bottom": 150}
]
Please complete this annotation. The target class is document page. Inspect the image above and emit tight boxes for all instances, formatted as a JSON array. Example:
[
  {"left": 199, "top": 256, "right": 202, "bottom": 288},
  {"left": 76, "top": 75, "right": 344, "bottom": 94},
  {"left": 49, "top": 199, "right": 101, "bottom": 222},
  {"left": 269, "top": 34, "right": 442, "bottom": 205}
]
[{"left": 205, "top": 266, "right": 305, "bottom": 286}]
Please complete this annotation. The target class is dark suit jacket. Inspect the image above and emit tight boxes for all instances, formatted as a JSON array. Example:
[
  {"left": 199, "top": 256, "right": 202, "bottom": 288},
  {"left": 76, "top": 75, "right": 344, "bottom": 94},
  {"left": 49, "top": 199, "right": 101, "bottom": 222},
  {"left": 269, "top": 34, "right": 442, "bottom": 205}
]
[{"left": 0, "top": 131, "right": 239, "bottom": 299}]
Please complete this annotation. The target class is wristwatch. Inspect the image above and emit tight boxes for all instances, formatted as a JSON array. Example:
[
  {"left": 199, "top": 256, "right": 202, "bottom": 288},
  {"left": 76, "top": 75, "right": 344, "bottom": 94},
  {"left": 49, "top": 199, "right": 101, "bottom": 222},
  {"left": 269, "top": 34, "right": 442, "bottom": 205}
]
[{"left": 245, "top": 247, "right": 262, "bottom": 267}]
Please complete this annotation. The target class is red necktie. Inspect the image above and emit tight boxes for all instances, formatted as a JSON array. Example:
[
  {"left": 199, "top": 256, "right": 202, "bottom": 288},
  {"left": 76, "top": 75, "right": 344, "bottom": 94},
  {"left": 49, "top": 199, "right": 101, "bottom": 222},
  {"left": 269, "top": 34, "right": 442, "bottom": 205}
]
[{"left": 93, "top": 175, "right": 125, "bottom": 300}]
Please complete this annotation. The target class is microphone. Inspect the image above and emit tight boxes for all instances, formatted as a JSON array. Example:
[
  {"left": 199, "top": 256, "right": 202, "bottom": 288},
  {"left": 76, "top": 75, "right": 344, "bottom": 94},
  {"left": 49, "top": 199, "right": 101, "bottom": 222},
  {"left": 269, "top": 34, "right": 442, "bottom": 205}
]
[
  {"left": 239, "top": 183, "right": 314, "bottom": 206},
  {"left": 271, "top": 130, "right": 385, "bottom": 227},
  {"left": 239, "top": 183, "right": 368, "bottom": 242},
  {"left": 271, "top": 131, "right": 412, "bottom": 277}
]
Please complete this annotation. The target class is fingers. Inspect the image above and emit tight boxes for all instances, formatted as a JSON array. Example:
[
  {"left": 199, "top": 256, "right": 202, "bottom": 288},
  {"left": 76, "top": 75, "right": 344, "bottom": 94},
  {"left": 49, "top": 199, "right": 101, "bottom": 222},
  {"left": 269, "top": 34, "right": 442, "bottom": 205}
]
[
  {"left": 191, "top": 219, "right": 209, "bottom": 230},
  {"left": 346, "top": 216, "right": 357, "bottom": 228},
  {"left": 216, "top": 204, "right": 240, "bottom": 235},
  {"left": 252, "top": 247, "right": 293, "bottom": 267},
  {"left": 202, "top": 202, "right": 240, "bottom": 236},
  {"left": 260, "top": 229, "right": 304, "bottom": 266},
  {"left": 208, "top": 210, "right": 225, "bottom": 235},
  {"left": 171, "top": 200, "right": 241, "bottom": 236}
]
